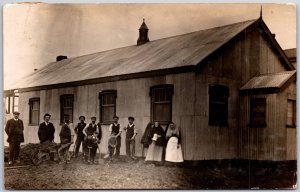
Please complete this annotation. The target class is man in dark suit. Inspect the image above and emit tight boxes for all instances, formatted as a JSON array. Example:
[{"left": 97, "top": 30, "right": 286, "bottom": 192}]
[
  {"left": 5, "top": 111, "right": 24, "bottom": 165},
  {"left": 38, "top": 113, "right": 55, "bottom": 143}
]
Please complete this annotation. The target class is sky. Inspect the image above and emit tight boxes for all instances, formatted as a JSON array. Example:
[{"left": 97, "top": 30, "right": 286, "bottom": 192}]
[{"left": 3, "top": 3, "right": 296, "bottom": 90}]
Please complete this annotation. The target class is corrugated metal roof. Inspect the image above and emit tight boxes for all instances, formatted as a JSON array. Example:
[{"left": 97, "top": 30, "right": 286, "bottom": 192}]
[
  {"left": 10, "top": 19, "right": 258, "bottom": 90},
  {"left": 240, "top": 70, "right": 296, "bottom": 90}
]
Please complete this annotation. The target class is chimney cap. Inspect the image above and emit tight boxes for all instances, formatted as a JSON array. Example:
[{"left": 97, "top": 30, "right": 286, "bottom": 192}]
[{"left": 56, "top": 55, "right": 68, "bottom": 62}]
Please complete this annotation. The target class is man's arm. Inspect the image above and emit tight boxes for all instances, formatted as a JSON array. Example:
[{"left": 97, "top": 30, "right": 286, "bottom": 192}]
[
  {"left": 5, "top": 120, "right": 10, "bottom": 135},
  {"left": 38, "top": 123, "right": 42, "bottom": 141},
  {"left": 116, "top": 124, "right": 122, "bottom": 137},
  {"left": 20, "top": 120, "right": 24, "bottom": 130},
  {"left": 74, "top": 123, "right": 78, "bottom": 134},
  {"left": 131, "top": 126, "right": 138, "bottom": 140},
  {"left": 83, "top": 124, "right": 89, "bottom": 136}
]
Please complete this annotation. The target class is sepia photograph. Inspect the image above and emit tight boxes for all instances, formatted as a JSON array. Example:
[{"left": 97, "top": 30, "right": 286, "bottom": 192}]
[{"left": 3, "top": 3, "right": 297, "bottom": 189}]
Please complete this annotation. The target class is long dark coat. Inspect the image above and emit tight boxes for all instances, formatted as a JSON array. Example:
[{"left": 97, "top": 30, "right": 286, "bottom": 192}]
[{"left": 5, "top": 119, "right": 24, "bottom": 143}]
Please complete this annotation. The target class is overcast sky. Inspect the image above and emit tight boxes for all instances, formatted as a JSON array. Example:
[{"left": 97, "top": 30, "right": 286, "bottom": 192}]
[{"left": 3, "top": 3, "right": 296, "bottom": 90}]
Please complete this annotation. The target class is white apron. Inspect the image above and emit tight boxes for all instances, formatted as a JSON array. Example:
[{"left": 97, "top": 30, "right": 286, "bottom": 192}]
[{"left": 165, "top": 137, "right": 183, "bottom": 162}]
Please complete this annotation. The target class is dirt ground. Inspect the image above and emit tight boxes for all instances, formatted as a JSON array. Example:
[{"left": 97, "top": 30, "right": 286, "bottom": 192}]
[{"left": 4, "top": 154, "right": 297, "bottom": 190}]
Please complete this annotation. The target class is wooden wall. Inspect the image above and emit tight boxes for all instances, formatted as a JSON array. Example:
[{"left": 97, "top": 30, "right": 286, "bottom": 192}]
[
  {"left": 238, "top": 82, "right": 296, "bottom": 161},
  {"left": 17, "top": 73, "right": 196, "bottom": 158},
  {"left": 15, "top": 24, "right": 294, "bottom": 161}
]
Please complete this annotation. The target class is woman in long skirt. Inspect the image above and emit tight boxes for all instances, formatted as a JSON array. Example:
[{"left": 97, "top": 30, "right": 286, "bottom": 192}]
[
  {"left": 145, "top": 122, "right": 166, "bottom": 162},
  {"left": 165, "top": 122, "right": 183, "bottom": 163}
]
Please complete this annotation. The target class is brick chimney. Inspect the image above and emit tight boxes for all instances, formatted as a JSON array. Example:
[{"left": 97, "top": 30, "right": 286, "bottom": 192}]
[{"left": 56, "top": 55, "right": 68, "bottom": 62}]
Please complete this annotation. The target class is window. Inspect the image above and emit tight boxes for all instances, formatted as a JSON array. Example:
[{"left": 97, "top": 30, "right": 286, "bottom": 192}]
[
  {"left": 60, "top": 94, "right": 74, "bottom": 123},
  {"left": 287, "top": 99, "right": 296, "bottom": 128},
  {"left": 99, "top": 90, "right": 117, "bottom": 124},
  {"left": 250, "top": 98, "right": 266, "bottom": 127},
  {"left": 209, "top": 85, "right": 229, "bottom": 126},
  {"left": 4, "top": 91, "right": 19, "bottom": 114},
  {"left": 29, "top": 98, "right": 40, "bottom": 125},
  {"left": 150, "top": 85, "right": 173, "bottom": 124}
]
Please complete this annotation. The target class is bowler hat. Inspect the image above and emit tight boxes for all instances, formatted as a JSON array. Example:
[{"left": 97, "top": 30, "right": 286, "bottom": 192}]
[
  {"left": 13, "top": 111, "right": 20, "bottom": 115},
  {"left": 91, "top": 116, "right": 96, "bottom": 120}
]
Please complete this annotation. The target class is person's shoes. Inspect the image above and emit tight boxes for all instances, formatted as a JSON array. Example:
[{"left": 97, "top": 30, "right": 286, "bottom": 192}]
[{"left": 8, "top": 161, "right": 13, "bottom": 165}]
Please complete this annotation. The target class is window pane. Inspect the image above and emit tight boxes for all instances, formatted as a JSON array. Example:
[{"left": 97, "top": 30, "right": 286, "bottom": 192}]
[
  {"left": 209, "top": 85, "right": 229, "bottom": 126},
  {"left": 102, "top": 106, "right": 115, "bottom": 122},
  {"left": 100, "top": 91, "right": 116, "bottom": 123},
  {"left": 30, "top": 99, "right": 40, "bottom": 125},
  {"left": 151, "top": 85, "right": 173, "bottom": 123},
  {"left": 287, "top": 100, "right": 295, "bottom": 126},
  {"left": 250, "top": 98, "right": 266, "bottom": 126},
  {"left": 153, "top": 103, "right": 171, "bottom": 122},
  {"left": 60, "top": 95, "right": 74, "bottom": 123}
]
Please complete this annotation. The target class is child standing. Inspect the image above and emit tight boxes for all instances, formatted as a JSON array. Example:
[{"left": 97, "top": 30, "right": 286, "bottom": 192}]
[{"left": 124, "top": 117, "right": 137, "bottom": 160}]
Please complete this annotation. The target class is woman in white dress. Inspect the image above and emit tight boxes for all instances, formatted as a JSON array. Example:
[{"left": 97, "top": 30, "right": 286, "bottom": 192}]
[{"left": 165, "top": 122, "right": 183, "bottom": 164}]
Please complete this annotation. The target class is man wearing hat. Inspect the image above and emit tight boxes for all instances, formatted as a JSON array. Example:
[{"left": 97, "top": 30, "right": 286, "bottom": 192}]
[
  {"left": 74, "top": 115, "right": 87, "bottom": 158},
  {"left": 5, "top": 111, "right": 24, "bottom": 165},
  {"left": 38, "top": 113, "right": 55, "bottom": 144}
]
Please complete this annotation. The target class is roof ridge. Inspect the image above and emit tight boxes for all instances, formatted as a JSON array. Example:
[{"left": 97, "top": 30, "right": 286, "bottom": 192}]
[{"left": 46, "top": 18, "right": 258, "bottom": 63}]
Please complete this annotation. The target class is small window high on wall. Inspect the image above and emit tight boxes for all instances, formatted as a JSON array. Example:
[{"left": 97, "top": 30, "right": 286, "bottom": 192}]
[
  {"left": 99, "top": 90, "right": 117, "bottom": 124},
  {"left": 287, "top": 99, "right": 296, "bottom": 128},
  {"left": 60, "top": 94, "right": 74, "bottom": 123},
  {"left": 150, "top": 84, "right": 174, "bottom": 124},
  {"left": 29, "top": 98, "right": 40, "bottom": 125},
  {"left": 208, "top": 85, "right": 229, "bottom": 126},
  {"left": 250, "top": 98, "right": 266, "bottom": 127}
]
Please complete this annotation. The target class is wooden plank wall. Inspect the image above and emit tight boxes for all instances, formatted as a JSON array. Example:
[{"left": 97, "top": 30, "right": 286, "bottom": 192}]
[
  {"left": 17, "top": 73, "right": 196, "bottom": 158},
  {"left": 15, "top": 25, "right": 294, "bottom": 161}
]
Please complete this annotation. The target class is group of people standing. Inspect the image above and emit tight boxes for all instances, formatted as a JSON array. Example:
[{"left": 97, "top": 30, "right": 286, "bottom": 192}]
[
  {"left": 5, "top": 111, "right": 183, "bottom": 166},
  {"left": 141, "top": 121, "right": 184, "bottom": 165}
]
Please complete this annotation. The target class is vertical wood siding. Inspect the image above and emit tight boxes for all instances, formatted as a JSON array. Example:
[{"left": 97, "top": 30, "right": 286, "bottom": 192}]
[{"left": 14, "top": 25, "right": 294, "bottom": 161}]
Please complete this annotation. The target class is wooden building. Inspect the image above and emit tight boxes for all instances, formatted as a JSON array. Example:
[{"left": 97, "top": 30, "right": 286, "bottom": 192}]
[{"left": 4, "top": 17, "right": 296, "bottom": 161}]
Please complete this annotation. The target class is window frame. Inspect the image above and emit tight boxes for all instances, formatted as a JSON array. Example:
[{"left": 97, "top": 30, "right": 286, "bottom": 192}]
[
  {"left": 208, "top": 84, "right": 229, "bottom": 127},
  {"left": 99, "top": 90, "right": 117, "bottom": 125},
  {"left": 249, "top": 98, "right": 267, "bottom": 128},
  {"left": 150, "top": 84, "right": 174, "bottom": 125},
  {"left": 60, "top": 94, "right": 74, "bottom": 124},
  {"left": 29, "top": 97, "right": 40, "bottom": 126},
  {"left": 286, "top": 99, "right": 296, "bottom": 128}
]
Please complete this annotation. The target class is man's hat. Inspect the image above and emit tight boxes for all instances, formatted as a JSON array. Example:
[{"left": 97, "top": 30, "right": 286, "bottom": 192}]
[
  {"left": 91, "top": 116, "right": 96, "bottom": 120},
  {"left": 128, "top": 116, "right": 135, "bottom": 121},
  {"left": 44, "top": 113, "right": 51, "bottom": 118},
  {"left": 79, "top": 116, "right": 85, "bottom": 120},
  {"left": 13, "top": 111, "right": 20, "bottom": 115}
]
